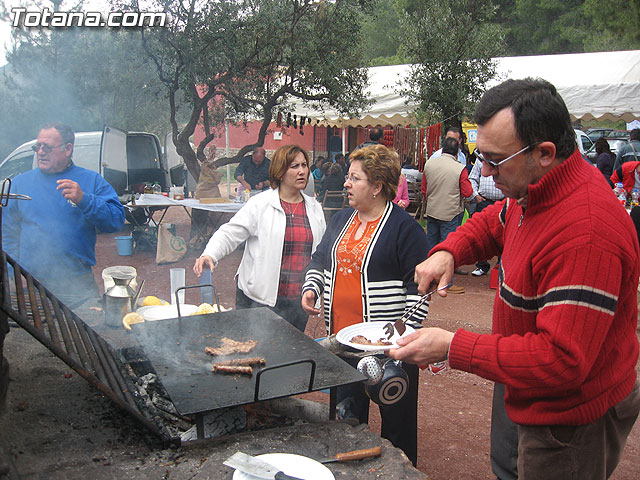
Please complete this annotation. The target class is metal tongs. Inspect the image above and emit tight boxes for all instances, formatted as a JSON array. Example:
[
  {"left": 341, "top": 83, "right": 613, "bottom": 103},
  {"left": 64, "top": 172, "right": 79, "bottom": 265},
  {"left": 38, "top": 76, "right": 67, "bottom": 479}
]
[
  {"left": 383, "top": 282, "right": 454, "bottom": 339},
  {"left": 1, "top": 178, "right": 32, "bottom": 207}
]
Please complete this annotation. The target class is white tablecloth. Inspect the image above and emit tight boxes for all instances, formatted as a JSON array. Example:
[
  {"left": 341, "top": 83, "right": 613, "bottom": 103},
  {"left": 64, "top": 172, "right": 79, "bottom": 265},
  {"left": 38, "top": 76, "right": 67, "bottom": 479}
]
[{"left": 128, "top": 194, "right": 243, "bottom": 213}]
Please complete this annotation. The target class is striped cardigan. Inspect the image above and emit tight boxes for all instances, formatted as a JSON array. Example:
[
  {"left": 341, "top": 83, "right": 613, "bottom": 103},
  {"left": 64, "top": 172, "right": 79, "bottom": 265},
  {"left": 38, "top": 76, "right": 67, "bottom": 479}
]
[{"left": 302, "top": 202, "right": 430, "bottom": 333}]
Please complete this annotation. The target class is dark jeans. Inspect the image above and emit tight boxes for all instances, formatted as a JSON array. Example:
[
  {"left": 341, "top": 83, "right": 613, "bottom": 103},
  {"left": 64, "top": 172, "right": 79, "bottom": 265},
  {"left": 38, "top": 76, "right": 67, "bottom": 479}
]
[
  {"left": 336, "top": 357, "right": 419, "bottom": 466},
  {"left": 235, "top": 286, "right": 309, "bottom": 332},
  {"left": 473, "top": 200, "right": 496, "bottom": 273},
  {"left": 491, "top": 380, "right": 640, "bottom": 480},
  {"left": 518, "top": 380, "right": 640, "bottom": 480},
  {"left": 491, "top": 383, "right": 519, "bottom": 480},
  {"left": 426, "top": 213, "right": 463, "bottom": 253}
]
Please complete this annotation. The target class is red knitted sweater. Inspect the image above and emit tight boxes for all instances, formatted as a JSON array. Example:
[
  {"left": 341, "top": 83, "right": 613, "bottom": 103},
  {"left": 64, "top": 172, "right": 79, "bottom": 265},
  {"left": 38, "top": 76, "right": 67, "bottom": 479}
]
[
  {"left": 610, "top": 160, "right": 640, "bottom": 193},
  {"left": 436, "top": 150, "right": 639, "bottom": 426}
]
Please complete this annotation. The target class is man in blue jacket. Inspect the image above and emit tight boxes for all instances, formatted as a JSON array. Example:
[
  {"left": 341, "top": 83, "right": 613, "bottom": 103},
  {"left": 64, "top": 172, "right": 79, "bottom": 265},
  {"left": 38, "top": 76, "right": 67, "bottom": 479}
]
[{"left": 2, "top": 123, "right": 125, "bottom": 308}]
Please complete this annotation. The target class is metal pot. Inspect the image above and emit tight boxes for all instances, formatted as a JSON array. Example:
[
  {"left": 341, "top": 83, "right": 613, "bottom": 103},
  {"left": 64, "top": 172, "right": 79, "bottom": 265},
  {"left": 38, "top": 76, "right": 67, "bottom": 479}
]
[
  {"left": 365, "top": 359, "right": 409, "bottom": 405},
  {"left": 104, "top": 273, "right": 142, "bottom": 327}
]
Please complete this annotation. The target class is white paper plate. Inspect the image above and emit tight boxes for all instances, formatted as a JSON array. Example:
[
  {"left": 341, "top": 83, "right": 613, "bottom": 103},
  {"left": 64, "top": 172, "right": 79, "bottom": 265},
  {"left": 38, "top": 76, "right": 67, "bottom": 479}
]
[
  {"left": 336, "top": 322, "right": 416, "bottom": 351},
  {"left": 136, "top": 304, "right": 198, "bottom": 321},
  {"left": 231, "top": 453, "right": 334, "bottom": 480}
]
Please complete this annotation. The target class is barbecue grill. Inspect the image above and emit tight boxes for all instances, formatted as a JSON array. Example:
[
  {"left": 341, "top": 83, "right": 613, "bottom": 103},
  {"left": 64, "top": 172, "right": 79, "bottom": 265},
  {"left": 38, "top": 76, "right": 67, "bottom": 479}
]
[
  {"left": 0, "top": 178, "right": 365, "bottom": 444},
  {"left": 132, "top": 308, "right": 363, "bottom": 418}
]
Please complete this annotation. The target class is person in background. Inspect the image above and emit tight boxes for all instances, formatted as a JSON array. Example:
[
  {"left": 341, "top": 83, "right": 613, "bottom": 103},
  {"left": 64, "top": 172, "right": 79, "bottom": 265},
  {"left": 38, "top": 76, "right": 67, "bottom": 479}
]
[
  {"left": 393, "top": 153, "right": 409, "bottom": 209},
  {"left": 595, "top": 138, "right": 615, "bottom": 186},
  {"left": 613, "top": 129, "right": 640, "bottom": 170},
  {"left": 610, "top": 159, "right": 640, "bottom": 194},
  {"left": 356, "top": 126, "right": 384, "bottom": 150},
  {"left": 2, "top": 123, "right": 125, "bottom": 308},
  {"left": 422, "top": 137, "right": 473, "bottom": 292},
  {"left": 335, "top": 153, "right": 349, "bottom": 176},
  {"left": 401, "top": 155, "right": 422, "bottom": 184},
  {"left": 311, "top": 155, "right": 325, "bottom": 174},
  {"left": 234, "top": 147, "right": 271, "bottom": 193},
  {"left": 421, "top": 126, "right": 470, "bottom": 238},
  {"left": 389, "top": 78, "right": 640, "bottom": 480},
  {"left": 460, "top": 130, "right": 472, "bottom": 172},
  {"left": 468, "top": 156, "right": 505, "bottom": 277},
  {"left": 319, "top": 163, "right": 346, "bottom": 207},
  {"left": 194, "top": 145, "right": 326, "bottom": 331},
  {"left": 424, "top": 126, "right": 468, "bottom": 167},
  {"left": 302, "top": 144, "right": 429, "bottom": 466}
]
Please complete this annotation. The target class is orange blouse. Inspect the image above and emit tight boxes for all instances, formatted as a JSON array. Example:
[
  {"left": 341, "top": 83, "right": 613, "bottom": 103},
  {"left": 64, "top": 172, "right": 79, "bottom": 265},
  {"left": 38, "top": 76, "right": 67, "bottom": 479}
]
[{"left": 331, "top": 214, "right": 383, "bottom": 334}]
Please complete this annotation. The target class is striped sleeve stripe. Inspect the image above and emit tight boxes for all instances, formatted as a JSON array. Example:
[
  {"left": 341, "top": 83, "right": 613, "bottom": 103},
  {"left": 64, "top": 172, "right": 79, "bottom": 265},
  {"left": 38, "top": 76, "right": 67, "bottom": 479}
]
[
  {"left": 368, "top": 280, "right": 405, "bottom": 290},
  {"left": 499, "top": 199, "right": 509, "bottom": 226},
  {"left": 500, "top": 284, "right": 618, "bottom": 315}
]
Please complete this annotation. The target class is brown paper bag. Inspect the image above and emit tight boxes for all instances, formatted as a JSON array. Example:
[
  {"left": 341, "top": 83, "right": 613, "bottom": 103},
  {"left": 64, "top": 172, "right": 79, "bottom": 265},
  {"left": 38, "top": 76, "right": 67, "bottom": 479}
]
[
  {"left": 156, "top": 224, "right": 187, "bottom": 264},
  {"left": 195, "top": 160, "right": 222, "bottom": 199}
]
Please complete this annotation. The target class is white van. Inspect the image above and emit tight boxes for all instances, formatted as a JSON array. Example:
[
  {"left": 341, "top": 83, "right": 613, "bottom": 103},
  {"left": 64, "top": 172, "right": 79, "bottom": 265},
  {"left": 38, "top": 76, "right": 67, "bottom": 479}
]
[
  {"left": 575, "top": 129, "right": 594, "bottom": 161},
  {"left": 0, "top": 126, "right": 178, "bottom": 200}
]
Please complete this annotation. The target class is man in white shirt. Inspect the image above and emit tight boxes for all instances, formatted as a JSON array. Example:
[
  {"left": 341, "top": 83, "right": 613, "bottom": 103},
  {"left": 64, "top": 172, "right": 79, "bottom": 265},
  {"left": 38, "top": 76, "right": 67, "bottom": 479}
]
[
  {"left": 428, "top": 127, "right": 467, "bottom": 166},
  {"left": 468, "top": 157, "right": 505, "bottom": 276}
]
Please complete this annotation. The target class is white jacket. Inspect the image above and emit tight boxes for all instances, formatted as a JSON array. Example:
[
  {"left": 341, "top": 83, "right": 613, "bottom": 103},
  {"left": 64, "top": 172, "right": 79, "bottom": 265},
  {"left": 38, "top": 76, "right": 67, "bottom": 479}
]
[{"left": 201, "top": 188, "right": 326, "bottom": 306}]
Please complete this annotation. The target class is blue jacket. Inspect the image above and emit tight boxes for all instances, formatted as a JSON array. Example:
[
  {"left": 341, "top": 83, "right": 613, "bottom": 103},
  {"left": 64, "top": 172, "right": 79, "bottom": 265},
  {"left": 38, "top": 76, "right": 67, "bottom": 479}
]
[
  {"left": 303, "top": 202, "right": 430, "bottom": 333},
  {"left": 2, "top": 163, "right": 125, "bottom": 282}
]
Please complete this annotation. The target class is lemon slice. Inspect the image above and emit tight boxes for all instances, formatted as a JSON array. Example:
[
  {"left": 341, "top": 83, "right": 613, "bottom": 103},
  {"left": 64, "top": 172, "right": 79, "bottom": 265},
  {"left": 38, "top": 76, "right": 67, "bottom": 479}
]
[
  {"left": 192, "top": 303, "right": 215, "bottom": 315},
  {"left": 122, "top": 312, "right": 145, "bottom": 331},
  {"left": 142, "top": 295, "right": 166, "bottom": 306}
]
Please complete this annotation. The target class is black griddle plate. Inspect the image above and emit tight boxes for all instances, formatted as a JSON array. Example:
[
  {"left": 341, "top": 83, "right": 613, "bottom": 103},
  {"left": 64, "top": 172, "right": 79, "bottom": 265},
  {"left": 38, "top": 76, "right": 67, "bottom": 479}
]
[{"left": 132, "top": 307, "right": 365, "bottom": 415}]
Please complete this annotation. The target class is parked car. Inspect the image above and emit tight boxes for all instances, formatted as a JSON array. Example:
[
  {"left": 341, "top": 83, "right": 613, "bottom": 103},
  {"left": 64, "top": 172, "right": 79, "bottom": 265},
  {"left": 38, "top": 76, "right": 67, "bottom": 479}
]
[
  {"left": 585, "top": 128, "right": 629, "bottom": 142},
  {"left": 0, "top": 126, "right": 180, "bottom": 201},
  {"left": 575, "top": 129, "right": 594, "bottom": 159},
  {"left": 584, "top": 137, "right": 628, "bottom": 164}
]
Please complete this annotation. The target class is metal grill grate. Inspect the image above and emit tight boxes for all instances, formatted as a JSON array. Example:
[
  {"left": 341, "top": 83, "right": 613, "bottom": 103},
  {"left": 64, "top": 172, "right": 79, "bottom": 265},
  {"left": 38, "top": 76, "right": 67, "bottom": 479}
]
[{"left": 1, "top": 247, "right": 174, "bottom": 442}]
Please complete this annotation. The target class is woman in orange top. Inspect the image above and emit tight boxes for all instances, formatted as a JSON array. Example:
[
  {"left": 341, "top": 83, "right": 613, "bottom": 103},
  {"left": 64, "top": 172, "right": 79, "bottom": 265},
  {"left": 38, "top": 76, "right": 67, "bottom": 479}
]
[{"left": 302, "top": 144, "right": 429, "bottom": 466}]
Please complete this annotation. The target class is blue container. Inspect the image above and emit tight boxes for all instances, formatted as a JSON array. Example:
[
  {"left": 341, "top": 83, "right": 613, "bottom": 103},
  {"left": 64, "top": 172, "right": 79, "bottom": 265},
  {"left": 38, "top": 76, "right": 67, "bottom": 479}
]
[{"left": 115, "top": 236, "right": 133, "bottom": 256}]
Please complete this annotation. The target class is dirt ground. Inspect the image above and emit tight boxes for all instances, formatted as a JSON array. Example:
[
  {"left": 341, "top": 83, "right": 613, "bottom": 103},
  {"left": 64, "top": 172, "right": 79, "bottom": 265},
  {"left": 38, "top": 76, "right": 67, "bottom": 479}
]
[{"left": 5, "top": 205, "right": 640, "bottom": 479}]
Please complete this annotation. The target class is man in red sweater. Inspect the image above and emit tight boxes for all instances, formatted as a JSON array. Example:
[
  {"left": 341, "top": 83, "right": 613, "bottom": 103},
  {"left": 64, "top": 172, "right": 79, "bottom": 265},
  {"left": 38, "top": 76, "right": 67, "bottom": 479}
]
[
  {"left": 389, "top": 78, "right": 640, "bottom": 479},
  {"left": 610, "top": 160, "right": 640, "bottom": 193}
]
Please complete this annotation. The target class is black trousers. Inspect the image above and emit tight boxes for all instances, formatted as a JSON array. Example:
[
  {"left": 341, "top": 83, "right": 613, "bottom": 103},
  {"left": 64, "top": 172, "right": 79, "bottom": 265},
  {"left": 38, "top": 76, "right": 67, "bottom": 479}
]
[
  {"left": 490, "top": 383, "right": 519, "bottom": 480},
  {"left": 235, "top": 286, "right": 309, "bottom": 332},
  {"left": 336, "top": 357, "right": 419, "bottom": 466}
]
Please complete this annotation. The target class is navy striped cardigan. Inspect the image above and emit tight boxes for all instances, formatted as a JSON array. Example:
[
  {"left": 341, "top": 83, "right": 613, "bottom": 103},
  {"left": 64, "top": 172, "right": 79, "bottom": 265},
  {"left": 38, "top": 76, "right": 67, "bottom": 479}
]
[{"left": 302, "top": 202, "right": 430, "bottom": 333}]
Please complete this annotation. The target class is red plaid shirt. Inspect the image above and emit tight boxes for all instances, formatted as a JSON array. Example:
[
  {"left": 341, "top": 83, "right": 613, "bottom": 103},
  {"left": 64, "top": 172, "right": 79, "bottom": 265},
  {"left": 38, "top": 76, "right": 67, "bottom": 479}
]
[{"left": 278, "top": 200, "right": 313, "bottom": 299}]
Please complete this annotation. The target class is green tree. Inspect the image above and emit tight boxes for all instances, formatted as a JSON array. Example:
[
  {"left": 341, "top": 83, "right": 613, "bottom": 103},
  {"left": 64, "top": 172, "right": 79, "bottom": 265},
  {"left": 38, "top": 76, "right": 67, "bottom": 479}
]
[
  {"left": 398, "top": 0, "right": 505, "bottom": 127},
  {"left": 509, "top": 0, "right": 589, "bottom": 55},
  {"left": 360, "top": 0, "right": 405, "bottom": 66},
  {"left": 129, "top": 0, "right": 370, "bottom": 182},
  {"left": 583, "top": 0, "right": 640, "bottom": 51}
]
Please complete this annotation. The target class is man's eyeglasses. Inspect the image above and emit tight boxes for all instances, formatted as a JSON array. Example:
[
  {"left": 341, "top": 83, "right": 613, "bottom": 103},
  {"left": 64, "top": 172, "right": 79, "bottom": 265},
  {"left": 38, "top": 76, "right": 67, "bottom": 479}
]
[
  {"left": 31, "top": 142, "right": 67, "bottom": 154},
  {"left": 476, "top": 144, "right": 537, "bottom": 170},
  {"left": 345, "top": 174, "right": 364, "bottom": 183}
]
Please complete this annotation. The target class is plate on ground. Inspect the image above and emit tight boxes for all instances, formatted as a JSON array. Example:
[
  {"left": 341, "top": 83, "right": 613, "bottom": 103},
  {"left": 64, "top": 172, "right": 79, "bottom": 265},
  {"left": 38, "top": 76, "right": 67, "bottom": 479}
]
[
  {"left": 336, "top": 322, "right": 416, "bottom": 351},
  {"left": 231, "top": 453, "right": 334, "bottom": 480}
]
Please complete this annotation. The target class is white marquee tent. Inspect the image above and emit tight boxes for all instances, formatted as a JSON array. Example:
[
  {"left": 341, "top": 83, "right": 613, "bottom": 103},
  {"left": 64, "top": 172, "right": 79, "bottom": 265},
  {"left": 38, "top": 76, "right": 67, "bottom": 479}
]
[{"left": 292, "top": 50, "right": 640, "bottom": 127}]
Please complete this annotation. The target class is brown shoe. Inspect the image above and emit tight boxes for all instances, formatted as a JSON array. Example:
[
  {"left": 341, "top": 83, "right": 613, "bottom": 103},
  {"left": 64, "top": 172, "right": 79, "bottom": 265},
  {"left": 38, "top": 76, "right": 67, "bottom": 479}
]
[
  {"left": 454, "top": 268, "right": 469, "bottom": 275},
  {"left": 447, "top": 285, "right": 465, "bottom": 294}
]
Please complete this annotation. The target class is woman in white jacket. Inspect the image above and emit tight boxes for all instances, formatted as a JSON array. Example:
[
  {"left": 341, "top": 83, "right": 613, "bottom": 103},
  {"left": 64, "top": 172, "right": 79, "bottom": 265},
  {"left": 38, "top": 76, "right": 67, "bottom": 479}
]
[{"left": 193, "top": 145, "right": 326, "bottom": 331}]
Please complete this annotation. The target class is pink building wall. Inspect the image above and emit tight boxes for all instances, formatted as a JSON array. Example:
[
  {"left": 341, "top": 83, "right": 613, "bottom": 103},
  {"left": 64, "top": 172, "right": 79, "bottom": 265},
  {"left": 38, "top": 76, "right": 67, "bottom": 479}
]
[{"left": 193, "top": 120, "right": 318, "bottom": 153}]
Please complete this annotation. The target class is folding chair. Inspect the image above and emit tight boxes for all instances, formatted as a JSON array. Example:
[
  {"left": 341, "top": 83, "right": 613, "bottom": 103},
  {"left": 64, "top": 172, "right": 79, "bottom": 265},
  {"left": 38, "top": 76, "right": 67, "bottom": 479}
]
[{"left": 321, "top": 190, "right": 347, "bottom": 222}]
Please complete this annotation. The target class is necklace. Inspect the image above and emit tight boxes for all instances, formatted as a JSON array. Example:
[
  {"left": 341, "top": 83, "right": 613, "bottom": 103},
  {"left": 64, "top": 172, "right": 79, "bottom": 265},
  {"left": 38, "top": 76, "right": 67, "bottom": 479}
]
[{"left": 282, "top": 199, "right": 303, "bottom": 217}]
